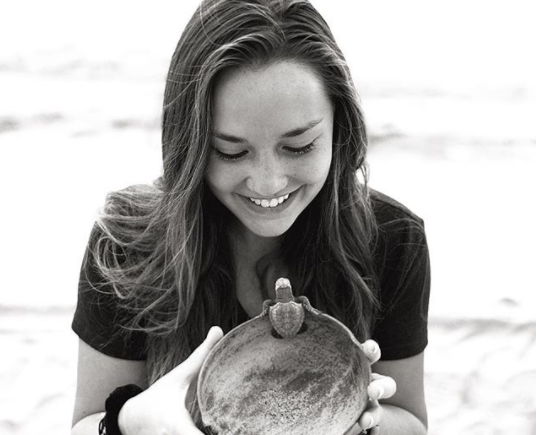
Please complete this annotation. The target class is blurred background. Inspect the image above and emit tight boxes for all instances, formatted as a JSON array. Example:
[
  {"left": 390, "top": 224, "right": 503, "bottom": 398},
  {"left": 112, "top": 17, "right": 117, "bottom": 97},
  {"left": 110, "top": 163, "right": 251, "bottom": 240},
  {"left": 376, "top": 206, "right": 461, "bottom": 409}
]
[{"left": 0, "top": 0, "right": 534, "bottom": 433}]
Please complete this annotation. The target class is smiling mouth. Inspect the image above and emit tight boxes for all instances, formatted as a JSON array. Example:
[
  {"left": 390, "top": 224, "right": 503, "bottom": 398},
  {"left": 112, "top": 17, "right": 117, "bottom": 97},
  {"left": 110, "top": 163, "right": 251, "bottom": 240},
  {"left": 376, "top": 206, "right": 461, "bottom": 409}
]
[{"left": 248, "top": 193, "right": 291, "bottom": 208}]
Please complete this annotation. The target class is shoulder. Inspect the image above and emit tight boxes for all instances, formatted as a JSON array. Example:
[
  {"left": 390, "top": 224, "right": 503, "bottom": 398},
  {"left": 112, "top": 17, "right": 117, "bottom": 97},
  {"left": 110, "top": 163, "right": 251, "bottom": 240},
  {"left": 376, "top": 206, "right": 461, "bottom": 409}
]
[
  {"left": 94, "top": 182, "right": 163, "bottom": 256},
  {"left": 102, "top": 182, "right": 162, "bottom": 217},
  {"left": 369, "top": 188, "right": 424, "bottom": 230},
  {"left": 368, "top": 188, "right": 429, "bottom": 284},
  {"left": 369, "top": 188, "right": 426, "bottom": 249}
]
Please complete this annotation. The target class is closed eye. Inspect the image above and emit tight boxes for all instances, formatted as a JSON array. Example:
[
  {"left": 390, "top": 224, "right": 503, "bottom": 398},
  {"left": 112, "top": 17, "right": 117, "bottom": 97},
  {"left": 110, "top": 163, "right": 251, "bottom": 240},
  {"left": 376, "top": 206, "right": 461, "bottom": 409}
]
[
  {"left": 213, "top": 149, "right": 248, "bottom": 161},
  {"left": 212, "top": 142, "right": 316, "bottom": 162},
  {"left": 285, "top": 142, "right": 315, "bottom": 155}
]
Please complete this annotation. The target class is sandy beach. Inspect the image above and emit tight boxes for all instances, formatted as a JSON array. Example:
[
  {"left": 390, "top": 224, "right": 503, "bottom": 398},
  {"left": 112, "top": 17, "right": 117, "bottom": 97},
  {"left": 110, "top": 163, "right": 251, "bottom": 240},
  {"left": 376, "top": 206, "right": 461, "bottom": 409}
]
[{"left": 0, "top": 1, "right": 535, "bottom": 434}]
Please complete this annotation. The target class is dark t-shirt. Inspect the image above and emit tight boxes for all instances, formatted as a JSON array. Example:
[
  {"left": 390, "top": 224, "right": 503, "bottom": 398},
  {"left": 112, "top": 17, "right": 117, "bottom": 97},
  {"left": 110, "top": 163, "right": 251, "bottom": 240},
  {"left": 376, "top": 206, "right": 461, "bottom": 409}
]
[{"left": 72, "top": 189, "right": 430, "bottom": 361}]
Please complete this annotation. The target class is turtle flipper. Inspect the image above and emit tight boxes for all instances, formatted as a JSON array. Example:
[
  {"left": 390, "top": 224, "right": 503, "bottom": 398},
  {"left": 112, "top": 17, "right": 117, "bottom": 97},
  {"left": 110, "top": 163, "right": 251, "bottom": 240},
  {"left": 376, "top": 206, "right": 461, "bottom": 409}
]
[
  {"left": 296, "top": 296, "right": 321, "bottom": 315},
  {"left": 261, "top": 299, "right": 274, "bottom": 316}
]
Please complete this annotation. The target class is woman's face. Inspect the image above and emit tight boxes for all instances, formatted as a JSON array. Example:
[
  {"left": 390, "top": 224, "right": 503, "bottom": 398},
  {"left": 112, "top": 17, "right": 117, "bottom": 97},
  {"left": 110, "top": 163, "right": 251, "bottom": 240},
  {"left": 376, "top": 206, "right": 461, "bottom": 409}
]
[{"left": 206, "top": 61, "right": 334, "bottom": 239}]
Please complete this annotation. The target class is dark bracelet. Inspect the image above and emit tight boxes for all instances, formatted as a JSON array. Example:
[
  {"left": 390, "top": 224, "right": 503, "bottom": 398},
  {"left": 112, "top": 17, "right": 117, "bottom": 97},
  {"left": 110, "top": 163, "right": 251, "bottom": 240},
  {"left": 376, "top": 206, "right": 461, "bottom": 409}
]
[{"left": 98, "top": 384, "right": 144, "bottom": 435}]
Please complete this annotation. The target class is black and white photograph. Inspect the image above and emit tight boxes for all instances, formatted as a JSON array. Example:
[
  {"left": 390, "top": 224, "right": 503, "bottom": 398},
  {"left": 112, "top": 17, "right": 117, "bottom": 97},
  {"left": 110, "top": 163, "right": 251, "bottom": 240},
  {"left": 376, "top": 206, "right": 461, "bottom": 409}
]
[{"left": 0, "top": 1, "right": 534, "bottom": 434}]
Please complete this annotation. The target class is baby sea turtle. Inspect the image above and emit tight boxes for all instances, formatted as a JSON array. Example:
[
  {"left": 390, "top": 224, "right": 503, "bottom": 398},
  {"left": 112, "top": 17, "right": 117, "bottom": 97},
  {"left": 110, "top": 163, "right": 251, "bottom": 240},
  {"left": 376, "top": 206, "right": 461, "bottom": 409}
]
[{"left": 261, "top": 277, "right": 320, "bottom": 338}]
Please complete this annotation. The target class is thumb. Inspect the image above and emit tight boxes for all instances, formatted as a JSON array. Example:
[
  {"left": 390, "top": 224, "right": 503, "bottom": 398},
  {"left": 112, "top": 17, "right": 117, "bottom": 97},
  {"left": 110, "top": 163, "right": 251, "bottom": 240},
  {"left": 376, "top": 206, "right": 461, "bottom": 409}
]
[{"left": 180, "top": 326, "right": 224, "bottom": 382}]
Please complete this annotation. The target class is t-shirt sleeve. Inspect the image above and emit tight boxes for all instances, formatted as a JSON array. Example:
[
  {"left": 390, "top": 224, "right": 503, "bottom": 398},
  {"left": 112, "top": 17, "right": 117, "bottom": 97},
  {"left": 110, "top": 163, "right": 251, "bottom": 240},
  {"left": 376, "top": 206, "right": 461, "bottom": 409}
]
[
  {"left": 71, "top": 225, "right": 147, "bottom": 360},
  {"left": 371, "top": 218, "right": 431, "bottom": 360}
]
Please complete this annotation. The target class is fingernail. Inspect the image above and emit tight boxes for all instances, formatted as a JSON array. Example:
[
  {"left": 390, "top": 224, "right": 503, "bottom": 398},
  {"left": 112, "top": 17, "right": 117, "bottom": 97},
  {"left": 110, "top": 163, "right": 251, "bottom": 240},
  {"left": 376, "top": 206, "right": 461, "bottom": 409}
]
[
  {"left": 377, "top": 385, "right": 385, "bottom": 400},
  {"left": 366, "top": 415, "right": 375, "bottom": 429},
  {"left": 368, "top": 342, "right": 378, "bottom": 354}
]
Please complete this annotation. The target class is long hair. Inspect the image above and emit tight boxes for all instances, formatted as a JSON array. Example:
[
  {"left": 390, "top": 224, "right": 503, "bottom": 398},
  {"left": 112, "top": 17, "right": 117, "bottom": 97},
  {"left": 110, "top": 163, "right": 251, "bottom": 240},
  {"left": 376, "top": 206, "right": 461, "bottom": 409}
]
[{"left": 93, "top": 0, "right": 379, "bottom": 391}]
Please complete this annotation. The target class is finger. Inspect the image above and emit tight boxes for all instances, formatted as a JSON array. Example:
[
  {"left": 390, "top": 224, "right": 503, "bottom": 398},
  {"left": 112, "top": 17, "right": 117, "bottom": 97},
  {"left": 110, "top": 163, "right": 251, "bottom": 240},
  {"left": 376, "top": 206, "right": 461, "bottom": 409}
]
[
  {"left": 358, "top": 400, "right": 383, "bottom": 430},
  {"left": 361, "top": 339, "right": 381, "bottom": 364},
  {"left": 177, "top": 326, "right": 224, "bottom": 382},
  {"left": 368, "top": 374, "right": 397, "bottom": 400},
  {"left": 343, "top": 420, "right": 364, "bottom": 435}
]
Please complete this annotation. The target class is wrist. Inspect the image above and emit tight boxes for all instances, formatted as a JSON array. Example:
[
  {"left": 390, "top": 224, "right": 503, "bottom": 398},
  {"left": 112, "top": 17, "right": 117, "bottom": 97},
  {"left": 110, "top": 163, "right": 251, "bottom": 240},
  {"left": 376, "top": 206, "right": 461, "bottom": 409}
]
[{"left": 100, "top": 384, "right": 144, "bottom": 435}]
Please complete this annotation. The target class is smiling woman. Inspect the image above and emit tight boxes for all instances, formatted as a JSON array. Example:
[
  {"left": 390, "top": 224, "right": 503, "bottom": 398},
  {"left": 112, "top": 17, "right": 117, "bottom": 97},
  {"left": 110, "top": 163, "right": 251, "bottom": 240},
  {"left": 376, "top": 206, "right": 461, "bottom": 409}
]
[
  {"left": 206, "top": 62, "right": 333, "bottom": 238},
  {"left": 71, "top": 1, "right": 430, "bottom": 435}
]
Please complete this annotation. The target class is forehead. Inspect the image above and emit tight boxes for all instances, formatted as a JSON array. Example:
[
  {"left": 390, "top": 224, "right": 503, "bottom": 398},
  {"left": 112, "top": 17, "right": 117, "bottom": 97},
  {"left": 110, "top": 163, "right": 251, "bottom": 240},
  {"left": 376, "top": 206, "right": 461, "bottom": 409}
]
[{"left": 211, "top": 61, "right": 333, "bottom": 136}]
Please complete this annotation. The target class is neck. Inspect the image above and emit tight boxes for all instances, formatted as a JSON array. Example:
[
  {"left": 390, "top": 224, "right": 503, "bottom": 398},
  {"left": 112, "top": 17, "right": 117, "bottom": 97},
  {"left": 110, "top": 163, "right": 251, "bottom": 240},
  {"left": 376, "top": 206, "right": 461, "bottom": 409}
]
[
  {"left": 229, "top": 223, "right": 283, "bottom": 265},
  {"left": 229, "top": 224, "right": 290, "bottom": 300}
]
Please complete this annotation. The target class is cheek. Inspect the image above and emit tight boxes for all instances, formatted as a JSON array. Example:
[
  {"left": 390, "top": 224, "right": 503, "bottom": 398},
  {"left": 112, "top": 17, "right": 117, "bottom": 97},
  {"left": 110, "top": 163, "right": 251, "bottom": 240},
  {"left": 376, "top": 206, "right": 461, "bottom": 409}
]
[
  {"left": 294, "top": 148, "right": 332, "bottom": 185},
  {"left": 205, "top": 160, "right": 236, "bottom": 193}
]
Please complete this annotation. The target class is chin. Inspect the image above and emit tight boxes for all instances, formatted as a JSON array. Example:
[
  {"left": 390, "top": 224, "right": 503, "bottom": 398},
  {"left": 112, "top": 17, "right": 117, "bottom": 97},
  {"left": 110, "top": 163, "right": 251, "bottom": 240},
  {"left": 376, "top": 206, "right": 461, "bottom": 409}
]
[{"left": 243, "top": 219, "right": 295, "bottom": 239}]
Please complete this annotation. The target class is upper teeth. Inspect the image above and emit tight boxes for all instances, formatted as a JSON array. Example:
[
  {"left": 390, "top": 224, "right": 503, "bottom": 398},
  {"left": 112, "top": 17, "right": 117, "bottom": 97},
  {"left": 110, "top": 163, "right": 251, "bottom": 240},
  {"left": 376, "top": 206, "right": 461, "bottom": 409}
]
[{"left": 249, "top": 193, "right": 290, "bottom": 208}]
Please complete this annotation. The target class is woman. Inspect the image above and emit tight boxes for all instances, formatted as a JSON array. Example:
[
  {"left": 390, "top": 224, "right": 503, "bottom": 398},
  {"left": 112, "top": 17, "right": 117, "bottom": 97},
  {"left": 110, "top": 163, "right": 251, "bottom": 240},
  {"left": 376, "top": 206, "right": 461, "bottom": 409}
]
[{"left": 71, "top": 0, "right": 430, "bottom": 434}]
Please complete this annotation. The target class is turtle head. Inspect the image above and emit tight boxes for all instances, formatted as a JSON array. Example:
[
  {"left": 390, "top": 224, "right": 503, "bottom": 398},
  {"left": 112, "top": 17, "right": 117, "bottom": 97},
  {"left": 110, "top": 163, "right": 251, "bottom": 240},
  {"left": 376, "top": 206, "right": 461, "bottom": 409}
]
[{"left": 274, "top": 277, "right": 294, "bottom": 302}]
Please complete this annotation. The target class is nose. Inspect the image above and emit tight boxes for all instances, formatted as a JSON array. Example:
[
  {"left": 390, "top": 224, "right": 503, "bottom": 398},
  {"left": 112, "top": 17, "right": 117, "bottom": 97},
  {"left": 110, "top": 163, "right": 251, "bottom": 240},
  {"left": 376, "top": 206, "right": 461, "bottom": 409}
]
[{"left": 245, "top": 154, "right": 288, "bottom": 198}]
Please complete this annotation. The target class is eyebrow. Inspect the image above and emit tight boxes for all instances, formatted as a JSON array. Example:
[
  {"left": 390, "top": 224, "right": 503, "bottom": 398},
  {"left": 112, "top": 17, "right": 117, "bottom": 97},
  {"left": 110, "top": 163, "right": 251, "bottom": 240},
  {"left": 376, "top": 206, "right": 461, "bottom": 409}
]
[{"left": 212, "top": 118, "right": 324, "bottom": 143}]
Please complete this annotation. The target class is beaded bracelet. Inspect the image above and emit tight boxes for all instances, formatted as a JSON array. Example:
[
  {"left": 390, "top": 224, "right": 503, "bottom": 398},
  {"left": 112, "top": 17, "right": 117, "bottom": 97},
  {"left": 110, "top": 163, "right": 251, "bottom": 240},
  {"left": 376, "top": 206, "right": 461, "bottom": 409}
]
[{"left": 98, "top": 384, "right": 144, "bottom": 435}]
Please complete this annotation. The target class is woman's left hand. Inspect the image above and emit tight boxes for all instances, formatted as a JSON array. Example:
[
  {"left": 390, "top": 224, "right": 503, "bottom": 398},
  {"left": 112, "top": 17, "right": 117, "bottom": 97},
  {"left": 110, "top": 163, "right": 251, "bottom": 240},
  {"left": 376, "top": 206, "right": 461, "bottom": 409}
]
[{"left": 344, "top": 340, "right": 397, "bottom": 435}]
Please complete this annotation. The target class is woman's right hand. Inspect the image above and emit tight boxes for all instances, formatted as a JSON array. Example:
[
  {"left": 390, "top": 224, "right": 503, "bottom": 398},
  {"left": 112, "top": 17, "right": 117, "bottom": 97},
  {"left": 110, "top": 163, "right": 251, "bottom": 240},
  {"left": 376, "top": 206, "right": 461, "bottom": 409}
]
[{"left": 117, "top": 326, "right": 224, "bottom": 435}]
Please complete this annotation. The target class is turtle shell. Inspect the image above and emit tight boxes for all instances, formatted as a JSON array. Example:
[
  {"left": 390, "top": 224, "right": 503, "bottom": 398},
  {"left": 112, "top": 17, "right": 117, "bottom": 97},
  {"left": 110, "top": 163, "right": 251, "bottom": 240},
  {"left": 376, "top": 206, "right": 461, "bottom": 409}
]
[{"left": 197, "top": 309, "right": 371, "bottom": 435}]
